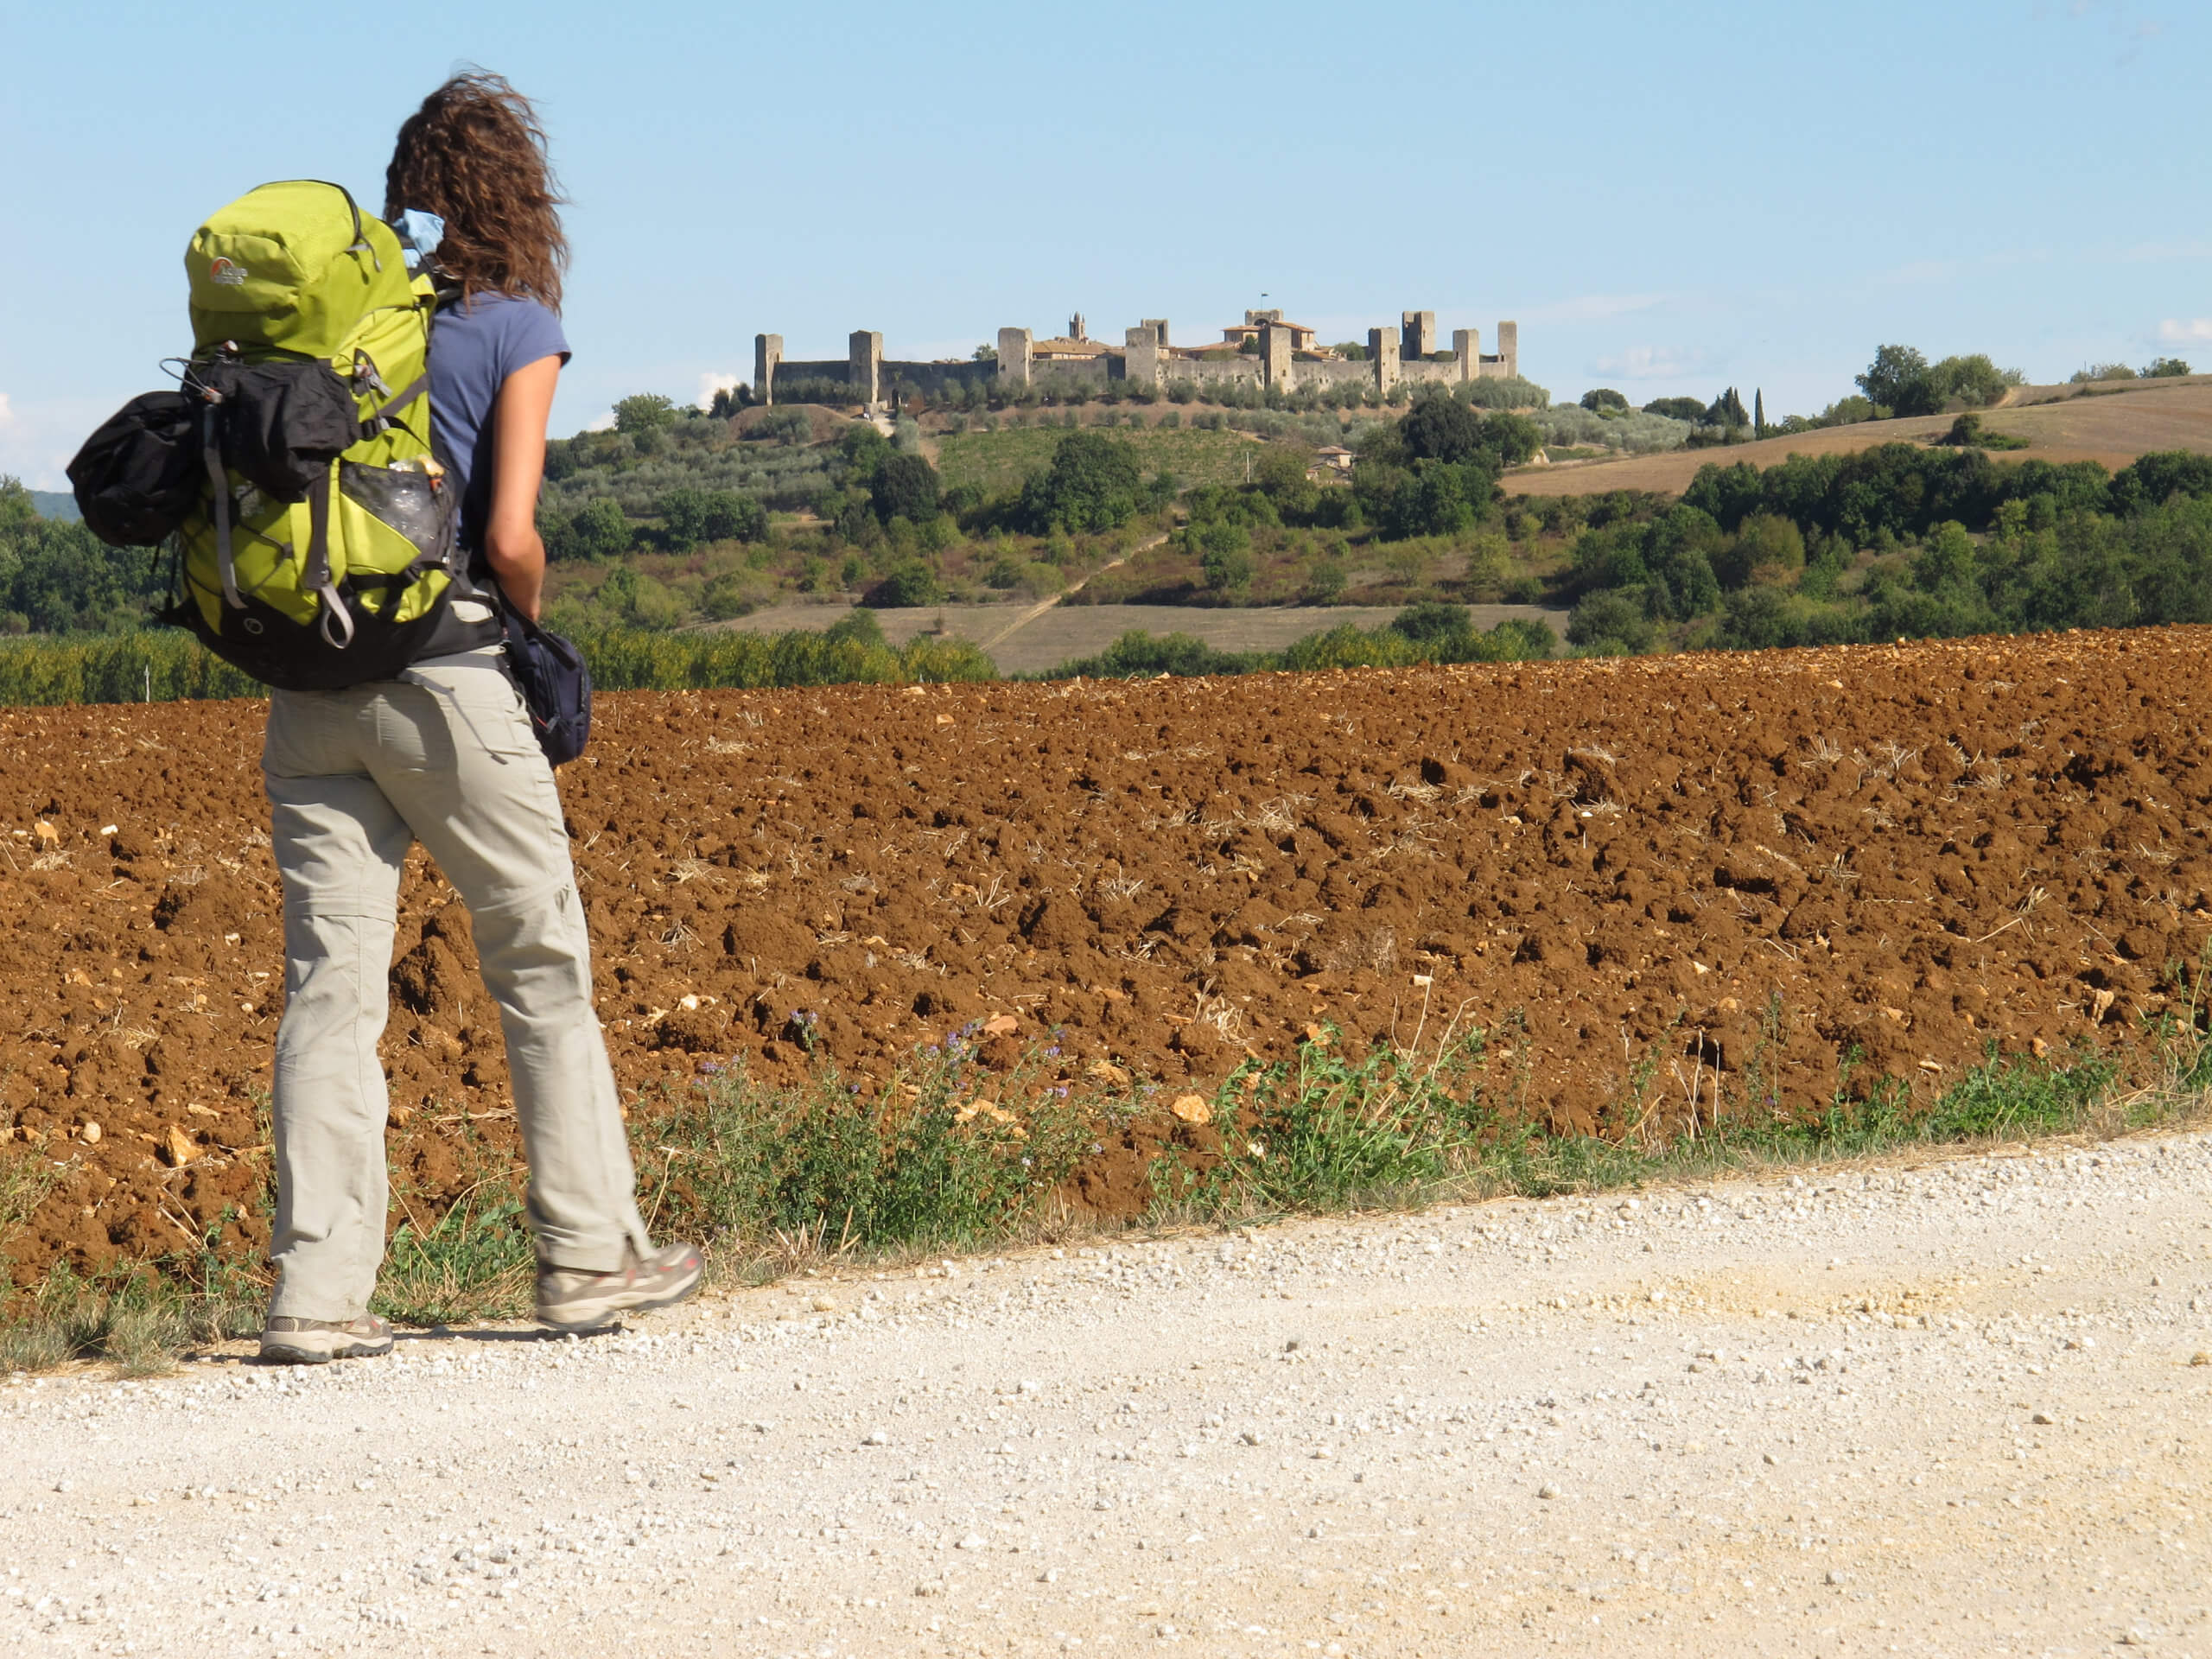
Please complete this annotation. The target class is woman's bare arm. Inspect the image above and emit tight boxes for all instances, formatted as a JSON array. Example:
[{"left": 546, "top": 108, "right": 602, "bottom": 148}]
[{"left": 480, "top": 353, "right": 563, "bottom": 621}]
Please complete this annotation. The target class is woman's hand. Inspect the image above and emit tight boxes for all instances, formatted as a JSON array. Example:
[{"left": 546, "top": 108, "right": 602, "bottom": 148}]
[{"left": 481, "top": 353, "right": 563, "bottom": 621}]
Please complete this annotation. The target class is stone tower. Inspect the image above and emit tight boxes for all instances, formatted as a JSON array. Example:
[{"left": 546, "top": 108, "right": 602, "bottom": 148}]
[
  {"left": 849, "top": 331, "right": 883, "bottom": 407},
  {"left": 754, "top": 334, "right": 783, "bottom": 405},
  {"left": 996, "top": 327, "right": 1033, "bottom": 386},
  {"left": 1368, "top": 326, "right": 1401, "bottom": 396}
]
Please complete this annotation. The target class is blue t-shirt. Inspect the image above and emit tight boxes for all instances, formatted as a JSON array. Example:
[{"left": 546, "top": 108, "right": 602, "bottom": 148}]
[{"left": 429, "top": 292, "right": 570, "bottom": 550}]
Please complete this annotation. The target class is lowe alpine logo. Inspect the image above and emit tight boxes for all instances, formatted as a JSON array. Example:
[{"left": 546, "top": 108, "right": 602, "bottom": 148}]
[{"left": 208, "top": 257, "right": 247, "bottom": 287}]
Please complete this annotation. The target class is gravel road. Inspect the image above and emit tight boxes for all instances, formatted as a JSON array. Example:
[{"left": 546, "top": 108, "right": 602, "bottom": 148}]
[{"left": 5, "top": 1132, "right": 2211, "bottom": 1658}]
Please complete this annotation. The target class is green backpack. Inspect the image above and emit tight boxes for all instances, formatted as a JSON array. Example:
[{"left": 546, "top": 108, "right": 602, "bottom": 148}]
[{"left": 165, "top": 179, "right": 491, "bottom": 688}]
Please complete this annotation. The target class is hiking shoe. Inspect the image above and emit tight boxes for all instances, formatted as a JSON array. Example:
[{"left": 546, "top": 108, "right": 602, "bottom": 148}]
[
  {"left": 259, "top": 1314, "right": 395, "bottom": 1366},
  {"left": 537, "top": 1241, "right": 702, "bottom": 1335}
]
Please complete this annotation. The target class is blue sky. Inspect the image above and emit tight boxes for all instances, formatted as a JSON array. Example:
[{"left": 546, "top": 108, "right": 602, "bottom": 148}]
[{"left": 2, "top": 0, "right": 2203, "bottom": 488}]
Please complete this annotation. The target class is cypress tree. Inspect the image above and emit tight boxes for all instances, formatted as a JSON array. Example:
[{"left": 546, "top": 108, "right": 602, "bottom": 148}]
[{"left": 1754, "top": 388, "right": 1766, "bottom": 439}]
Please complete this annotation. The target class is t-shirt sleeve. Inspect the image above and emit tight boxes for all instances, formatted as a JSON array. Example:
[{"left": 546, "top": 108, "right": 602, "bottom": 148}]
[{"left": 497, "top": 301, "right": 571, "bottom": 382}]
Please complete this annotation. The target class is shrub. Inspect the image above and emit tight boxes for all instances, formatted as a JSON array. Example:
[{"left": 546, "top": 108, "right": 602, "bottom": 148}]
[
  {"left": 1052, "top": 631, "right": 1262, "bottom": 678},
  {"left": 1199, "top": 538, "right": 1256, "bottom": 594},
  {"left": 823, "top": 607, "right": 886, "bottom": 648},
  {"left": 868, "top": 559, "right": 941, "bottom": 608},
  {"left": 1567, "top": 588, "right": 1655, "bottom": 653},
  {"left": 1390, "top": 600, "right": 1471, "bottom": 644},
  {"left": 2143, "top": 356, "right": 2192, "bottom": 378},
  {"left": 568, "top": 498, "right": 632, "bottom": 560}
]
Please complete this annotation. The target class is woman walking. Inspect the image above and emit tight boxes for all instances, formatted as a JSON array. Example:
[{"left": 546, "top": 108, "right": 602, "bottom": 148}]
[{"left": 257, "top": 74, "right": 698, "bottom": 1364}]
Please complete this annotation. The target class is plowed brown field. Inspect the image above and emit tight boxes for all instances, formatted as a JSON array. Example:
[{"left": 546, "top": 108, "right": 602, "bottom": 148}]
[{"left": 5, "top": 629, "right": 2210, "bottom": 1289}]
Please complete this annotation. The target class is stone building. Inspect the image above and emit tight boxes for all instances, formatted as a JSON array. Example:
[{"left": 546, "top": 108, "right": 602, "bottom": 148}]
[{"left": 752, "top": 307, "right": 1522, "bottom": 406}]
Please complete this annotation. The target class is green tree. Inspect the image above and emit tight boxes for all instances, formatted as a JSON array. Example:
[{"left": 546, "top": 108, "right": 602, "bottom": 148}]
[
  {"left": 1478, "top": 411, "right": 1542, "bottom": 466},
  {"left": 1018, "top": 431, "right": 1144, "bottom": 533},
  {"left": 871, "top": 452, "right": 941, "bottom": 524},
  {"left": 1706, "top": 387, "right": 1751, "bottom": 429},
  {"left": 1928, "top": 354, "right": 2010, "bottom": 409},
  {"left": 1580, "top": 388, "right": 1630, "bottom": 413},
  {"left": 569, "top": 498, "right": 632, "bottom": 560},
  {"left": 1199, "top": 531, "right": 1256, "bottom": 594},
  {"left": 613, "top": 393, "right": 677, "bottom": 434},
  {"left": 1642, "top": 396, "right": 1707, "bottom": 423},
  {"left": 1753, "top": 389, "right": 1766, "bottom": 438},
  {"left": 2143, "top": 356, "right": 2192, "bottom": 378},
  {"left": 659, "top": 486, "right": 712, "bottom": 552},
  {"left": 702, "top": 490, "right": 766, "bottom": 543},
  {"left": 1400, "top": 393, "right": 1485, "bottom": 463},
  {"left": 1856, "top": 346, "right": 1939, "bottom": 416}
]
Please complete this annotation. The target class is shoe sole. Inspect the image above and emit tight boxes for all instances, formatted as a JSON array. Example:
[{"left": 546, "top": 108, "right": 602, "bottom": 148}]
[
  {"left": 537, "top": 1262, "right": 702, "bottom": 1336},
  {"left": 258, "top": 1338, "right": 394, "bottom": 1366}
]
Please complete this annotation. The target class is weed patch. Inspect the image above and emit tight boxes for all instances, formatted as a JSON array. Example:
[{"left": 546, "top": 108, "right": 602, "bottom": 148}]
[{"left": 645, "top": 1036, "right": 1099, "bottom": 1269}]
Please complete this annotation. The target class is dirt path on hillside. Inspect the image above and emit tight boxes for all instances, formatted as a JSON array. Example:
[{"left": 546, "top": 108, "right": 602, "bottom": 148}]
[
  {"left": 972, "top": 531, "right": 1170, "bottom": 654},
  {"left": 4, "top": 1131, "right": 2209, "bottom": 1657}
]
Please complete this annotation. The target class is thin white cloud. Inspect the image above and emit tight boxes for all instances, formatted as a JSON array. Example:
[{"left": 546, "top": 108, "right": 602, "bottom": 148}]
[
  {"left": 582, "top": 409, "right": 617, "bottom": 433},
  {"left": 2158, "top": 318, "right": 2212, "bottom": 342},
  {"left": 0, "top": 391, "right": 13, "bottom": 425},
  {"left": 1875, "top": 257, "right": 1962, "bottom": 288},
  {"left": 696, "top": 372, "right": 741, "bottom": 410},
  {"left": 1592, "top": 346, "right": 1711, "bottom": 381},
  {"left": 1519, "top": 293, "right": 1668, "bottom": 325}
]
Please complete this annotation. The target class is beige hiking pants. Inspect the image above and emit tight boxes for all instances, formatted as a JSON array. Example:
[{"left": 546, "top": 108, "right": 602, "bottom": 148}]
[{"left": 261, "top": 659, "right": 647, "bottom": 1321}]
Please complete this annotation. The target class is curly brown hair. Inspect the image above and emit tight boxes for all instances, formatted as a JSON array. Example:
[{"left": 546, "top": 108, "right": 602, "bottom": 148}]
[{"left": 385, "top": 73, "right": 568, "bottom": 311}]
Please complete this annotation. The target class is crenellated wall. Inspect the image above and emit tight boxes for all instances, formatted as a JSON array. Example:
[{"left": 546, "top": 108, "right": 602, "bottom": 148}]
[{"left": 755, "top": 311, "right": 1522, "bottom": 404}]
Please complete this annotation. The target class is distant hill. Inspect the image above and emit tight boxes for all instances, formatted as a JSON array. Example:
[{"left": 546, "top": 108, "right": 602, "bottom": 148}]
[
  {"left": 1510, "top": 374, "right": 2212, "bottom": 499},
  {"left": 29, "top": 490, "right": 79, "bottom": 522}
]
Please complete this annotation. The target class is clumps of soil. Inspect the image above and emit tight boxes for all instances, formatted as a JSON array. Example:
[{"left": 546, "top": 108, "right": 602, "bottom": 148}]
[{"left": 3, "top": 629, "right": 2209, "bottom": 1288}]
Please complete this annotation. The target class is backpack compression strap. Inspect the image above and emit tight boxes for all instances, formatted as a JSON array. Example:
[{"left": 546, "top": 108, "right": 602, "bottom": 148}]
[
  {"left": 300, "top": 471, "right": 354, "bottom": 649},
  {"left": 200, "top": 404, "right": 242, "bottom": 610}
]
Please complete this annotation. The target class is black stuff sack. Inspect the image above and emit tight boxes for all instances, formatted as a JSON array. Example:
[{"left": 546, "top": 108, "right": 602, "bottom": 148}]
[
  {"left": 500, "top": 602, "right": 592, "bottom": 767},
  {"left": 67, "top": 391, "right": 204, "bottom": 547},
  {"left": 200, "top": 359, "right": 364, "bottom": 501}
]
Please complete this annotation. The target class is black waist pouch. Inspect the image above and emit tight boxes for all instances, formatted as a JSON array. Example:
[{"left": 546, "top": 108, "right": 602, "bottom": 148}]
[{"left": 499, "top": 600, "right": 592, "bottom": 767}]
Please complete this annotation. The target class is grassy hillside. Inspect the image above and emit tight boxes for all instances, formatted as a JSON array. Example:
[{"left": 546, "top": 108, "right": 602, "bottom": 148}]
[{"left": 1512, "top": 375, "right": 2212, "bottom": 499}]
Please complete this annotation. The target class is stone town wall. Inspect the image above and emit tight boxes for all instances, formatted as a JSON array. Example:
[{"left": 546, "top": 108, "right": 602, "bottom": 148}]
[{"left": 758, "top": 314, "right": 1522, "bottom": 404}]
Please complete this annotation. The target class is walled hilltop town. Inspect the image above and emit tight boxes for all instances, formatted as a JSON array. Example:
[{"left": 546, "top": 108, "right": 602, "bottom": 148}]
[{"left": 753, "top": 308, "right": 1520, "bottom": 406}]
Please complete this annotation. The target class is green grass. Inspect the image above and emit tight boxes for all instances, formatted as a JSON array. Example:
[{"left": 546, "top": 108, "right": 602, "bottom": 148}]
[
  {"left": 5, "top": 1011, "right": 2208, "bottom": 1375},
  {"left": 642, "top": 1035, "right": 1100, "bottom": 1267},
  {"left": 935, "top": 426, "right": 1261, "bottom": 495},
  {"left": 372, "top": 1180, "right": 537, "bottom": 1327},
  {"left": 1147, "top": 1006, "right": 2210, "bottom": 1224},
  {"left": 0, "top": 1230, "right": 265, "bottom": 1376}
]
